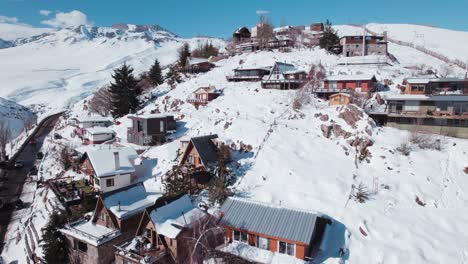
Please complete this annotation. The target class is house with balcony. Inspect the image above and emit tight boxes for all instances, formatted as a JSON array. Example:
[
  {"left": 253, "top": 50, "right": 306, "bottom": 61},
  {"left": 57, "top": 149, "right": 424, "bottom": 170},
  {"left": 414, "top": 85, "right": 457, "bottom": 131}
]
[
  {"left": 313, "top": 74, "right": 377, "bottom": 97},
  {"left": 261, "top": 62, "right": 307, "bottom": 90},
  {"left": 226, "top": 66, "right": 271, "bottom": 82},
  {"left": 187, "top": 87, "right": 221, "bottom": 107},
  {"left": 114, "top": 194, "right": 207, "bottom": 264},
  {"left": 218, "top": 198, "right": 329, "bottom": 262},
  {"left": 371, "top": 94, "right": 468, "bottom": 138},
  {"left": 402, "top": 77, "right": 468, "bottom": 95},
  {"left": 60, "top": 183, "right": 162, "bottom": 264},
  {"left": 232, "top": 26, "right": 251, "bottom": 43},
  {"left": 181, "top": 57, "right": 215, "bottom": 73},
  {"left": 127, "top": 114, "right": 176, "bottom": 145}
]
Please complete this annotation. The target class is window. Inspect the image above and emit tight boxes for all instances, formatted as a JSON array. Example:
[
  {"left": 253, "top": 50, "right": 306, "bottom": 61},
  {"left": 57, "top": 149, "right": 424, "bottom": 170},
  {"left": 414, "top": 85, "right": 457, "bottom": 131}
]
[
  {"left": 137, "top": 120, "right": 143, "bottom": 132},
  {"left": 411, "top": 85, "right": 418, "bottom": 91},
  {"left": 106, "top": 178, "right": 114, "bottom": 187},
  {"left": 278, "top": 241, "right": 294, "bottom": 256},
  {"left": 101, "top": 213, "right": 105, "bottom": 221},
  {"left": 73, "top": 239, "right": 88, "bottom": 252},
  {"left": 233, "top": 230, "right": 248, "bottom": 243},
  {"left": 418, "top": 85, "right": 425, "bottom": 92},
  {"left": 94, "top": 176, "right": 100, "bottom": 186},
  {"left": 356, "top": 81, "right": 362, "bottom": 88},
  {"left": 160, "top": 120, "right": 165, "bottom": 132},
  {"left": 257, "top": 236, "right": 270, "bottom": 250}
]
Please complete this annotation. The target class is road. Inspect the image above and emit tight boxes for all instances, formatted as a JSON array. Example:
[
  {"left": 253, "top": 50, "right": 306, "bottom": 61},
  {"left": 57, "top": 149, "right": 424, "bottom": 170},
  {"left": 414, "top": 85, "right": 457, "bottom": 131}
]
[{"left": 0, "top": 113, "right": 60, "bottom": 253}]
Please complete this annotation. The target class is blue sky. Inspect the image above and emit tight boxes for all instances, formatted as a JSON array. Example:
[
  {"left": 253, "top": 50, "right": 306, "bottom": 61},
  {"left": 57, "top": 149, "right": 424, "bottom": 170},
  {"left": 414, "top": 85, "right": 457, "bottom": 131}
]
[{"left": 1, "top": 0, "right": 467, "bottom": 38}]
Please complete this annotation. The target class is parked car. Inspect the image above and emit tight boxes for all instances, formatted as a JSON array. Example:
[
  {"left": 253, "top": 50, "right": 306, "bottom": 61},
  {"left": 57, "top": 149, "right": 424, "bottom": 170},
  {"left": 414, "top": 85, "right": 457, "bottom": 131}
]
[
  {"left": 14, "top": 160, "right": 24, "bottom": 169},
  {"left": 53, "top": 133, "right": 62, "bottom": 140},
  {"left": 29, "top": 138, "right": 37, "bottom": 145},
  {"left": 29, "top": 166, "right": 38, "bottom": 175},
  {"left": 15, "top": 199, "right": 24, "bottom": 209},
  {"left": 36, "top": 152, "right": 44, "bottom": 160}
]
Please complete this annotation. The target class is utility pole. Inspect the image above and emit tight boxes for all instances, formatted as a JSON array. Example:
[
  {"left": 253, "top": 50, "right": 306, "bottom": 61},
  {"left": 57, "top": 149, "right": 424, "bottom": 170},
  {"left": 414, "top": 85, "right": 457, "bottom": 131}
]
[{"left": 362, "top": 24, "right": 366, "bottom": 56}]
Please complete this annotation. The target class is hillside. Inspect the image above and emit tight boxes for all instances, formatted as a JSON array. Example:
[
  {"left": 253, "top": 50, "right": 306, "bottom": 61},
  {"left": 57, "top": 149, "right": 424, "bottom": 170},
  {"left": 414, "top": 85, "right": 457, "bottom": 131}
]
[{"left": 1, "top": 23, "right": 468, "bottom": 264}]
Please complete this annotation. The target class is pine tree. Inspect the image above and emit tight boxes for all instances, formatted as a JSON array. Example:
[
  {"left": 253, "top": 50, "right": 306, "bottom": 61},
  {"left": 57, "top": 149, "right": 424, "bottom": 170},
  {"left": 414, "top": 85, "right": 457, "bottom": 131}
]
[
  {"left": 42, "top": 211, "right": 68, "bottom": 264},
  {"left": 109, "top": 63, "right": 141, "bottom": 118},
  {"left": 319, "top": 19, "right": 340, "bottom": 52},
  {"left": 163, "top": 166, "right": 192, "bottom": 196},
  {"left": 178, "top": 43, "right": 191, "bottom": 68},
  {"left": 148, "top": 59, "right": 163, "bottom": 86}
]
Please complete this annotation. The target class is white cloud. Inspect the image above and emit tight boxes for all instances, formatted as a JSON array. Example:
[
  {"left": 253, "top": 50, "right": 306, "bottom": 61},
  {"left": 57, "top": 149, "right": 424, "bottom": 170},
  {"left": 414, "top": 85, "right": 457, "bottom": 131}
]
[
  {"left": 39, "top": 10, "right": 51, "bottom": 16},
  {"left": 41, "top": 10, "right": 92, "bottom": 28},
  {"left": 256, "top": 10, "right": 269, "bottom": 16},
  {"left": 0, "top": 15, "right": 19, "bottom": 24}
]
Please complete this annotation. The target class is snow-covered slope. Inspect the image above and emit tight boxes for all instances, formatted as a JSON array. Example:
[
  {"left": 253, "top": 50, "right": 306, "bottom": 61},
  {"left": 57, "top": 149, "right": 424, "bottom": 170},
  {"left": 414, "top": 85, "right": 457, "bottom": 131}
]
[
  {"left": 0, "top": 24, "right": 225, "bottom": 113},
  {"left": 0, "top": 97, "right": 35, "bottom": 140}
]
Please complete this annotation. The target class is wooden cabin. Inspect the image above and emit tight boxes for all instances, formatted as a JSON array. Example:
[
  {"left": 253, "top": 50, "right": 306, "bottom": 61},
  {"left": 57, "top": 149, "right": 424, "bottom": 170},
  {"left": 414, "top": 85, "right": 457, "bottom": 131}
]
[
  {"left": 329, "top": 93, "right": 351, "bottom": 106},
  {"left": 226, "top": 66, "right": 271, "bottom": 82},
  {"left": 309, "top": 23, "right": 324, "bottom": 32},
  {"left": 127, "top": 114, "right": 176, "bottom": 145},
  {"left": 261, "top": 62, "right": 307, "bottom": 90},
  {"left": 179, "top": 134, "right": 220, "bottom": 172},
  {"left": 60, "top": 183, "right": 161, "bottom": 264},
  {"left": 232, "top": 27, "right": 251, "bottom": 43},
  {"left": 402, "top": 78, "right": 468, "bottom": 95},
  {"left": 187, "top": 87, "right": 221, "bottom": 106},
  {"left": 181, "top": 57, "right": 215, "bottom": 73},
  {"left": 219, "top": 198, "right": 329, "bottom": 261},
  {"left": 114, "top": 194, "right": 206, "bottom": 264}
]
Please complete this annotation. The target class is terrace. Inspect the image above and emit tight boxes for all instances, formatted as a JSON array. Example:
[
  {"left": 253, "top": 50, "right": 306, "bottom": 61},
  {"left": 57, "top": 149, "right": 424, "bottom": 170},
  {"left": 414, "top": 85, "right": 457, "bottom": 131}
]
[{"left": 115, "top": 236, "right": 169, "bottom": 264}]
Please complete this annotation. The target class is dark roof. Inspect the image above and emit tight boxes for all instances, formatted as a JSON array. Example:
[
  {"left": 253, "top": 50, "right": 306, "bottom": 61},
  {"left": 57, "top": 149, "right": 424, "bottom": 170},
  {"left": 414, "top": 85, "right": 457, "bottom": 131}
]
[
  {"left": 220, "top": 198, "right": 319, "bottom": 244},
  {"left": 191, "top": 134, "right": 219, "bottom": 168},
  {"left": 191, "top": 171, "right": 213, "bottom": 184}
]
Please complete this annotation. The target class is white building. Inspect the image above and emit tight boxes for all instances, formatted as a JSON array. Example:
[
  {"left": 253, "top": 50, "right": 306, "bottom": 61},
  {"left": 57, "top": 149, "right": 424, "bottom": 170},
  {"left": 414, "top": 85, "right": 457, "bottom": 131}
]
[{"left": 83, "top": 127, "right": 116, "bottom": 145}]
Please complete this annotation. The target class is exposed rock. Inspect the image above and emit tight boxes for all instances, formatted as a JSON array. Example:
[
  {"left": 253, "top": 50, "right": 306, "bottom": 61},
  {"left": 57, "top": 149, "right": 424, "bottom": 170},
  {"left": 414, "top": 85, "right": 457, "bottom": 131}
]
[
  {"left": 332, "top": 124, "right": 351, "bottom": 138},
  {"left": 314, "top": 113, "right": 322, "bottom": 118},
  {"left": 319, "top": 114, "right": 329, "bottom": 122},
  {"left": 339, "top": 105, "right": 363, "bottom": 128},
  {"left": 321, "top": 124, "right": 332, "bottom": 138}
]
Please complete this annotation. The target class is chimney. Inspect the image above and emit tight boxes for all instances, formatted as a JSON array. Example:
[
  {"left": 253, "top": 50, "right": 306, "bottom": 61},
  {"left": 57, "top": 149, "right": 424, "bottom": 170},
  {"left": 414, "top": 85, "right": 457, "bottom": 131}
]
[
  {"left": 113, "top": 151, "right": 120, "bottom": 170},
  {"left": 118, "top": 201, "right": 121, "bottom": 211}
]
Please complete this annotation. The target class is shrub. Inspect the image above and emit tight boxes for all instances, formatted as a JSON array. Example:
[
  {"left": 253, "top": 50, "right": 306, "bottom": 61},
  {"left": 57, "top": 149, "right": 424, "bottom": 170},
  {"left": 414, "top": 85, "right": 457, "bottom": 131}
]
[
  {"left": 353, "top": 183, "right": 371, "bottom": 203},
  {"left": 409, "top": 132, "right": 441, "bottom": 150},
  {"left": 397, "top": 142, "right": 411, "bottom": 156}
]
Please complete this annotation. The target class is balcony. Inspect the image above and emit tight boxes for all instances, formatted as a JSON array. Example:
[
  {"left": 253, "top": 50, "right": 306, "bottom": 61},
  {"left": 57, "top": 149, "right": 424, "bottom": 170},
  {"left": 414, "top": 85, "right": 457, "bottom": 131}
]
[{"left": 115, "top": 237, "right": 169, "bottom": 264}]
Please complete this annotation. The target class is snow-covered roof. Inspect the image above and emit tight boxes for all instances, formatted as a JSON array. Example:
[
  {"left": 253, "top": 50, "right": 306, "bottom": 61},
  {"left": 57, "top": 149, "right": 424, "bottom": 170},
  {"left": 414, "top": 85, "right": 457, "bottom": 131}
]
[
  {"left": 128, "top": 113, "right": 172, "bottom": 119},
  {"left": 283, "top": 70, "right": 306, "bottom": 74},
  {"left": 193, "top": 87, "right": 219, "bottom": 94},
  {"left": 330, "top": 93, "right": 351, "bottom": 98},
  {"left": 326, "top": 74, "right": 376, "bottom": 81},
  {"left": 86, "top": 145, "right": 138, "bottom": 177},
  {"left": 187, "top": 57, "right": 210, "bottom": 65},
  {"left": 274, "top": 62, "right": 297, "bottom": 73},
  {"left": 405, "top": 77, "right": 468, "bottom": 84},
  {"left": 337, "top": 55, "right": 391, "bottom": 65},
  {"left": 234, "top": 66, "right": 271, "bottom": 72},
  {"left": 149, "top": 195, "right": 205, "bottom": 239},
  {"left": 103, "top": 183, "right": 162, "bottom": 220},
  {"left": 386, "top": 94, "right": 468, "bottom": 102},
  {"left": 60, "top": 219, "right": 121, "bottom": 246},
  {"left": 76, "top": 116, "right": 112, "bottom": 123},
  {"left": 273, "top": 26, "right": 293, "bottom": 33},
  {"left": 220, "top": 198, "right": 319, "bottom": 245},
  {"left": 85, "top": 126, "right": 115, "bottom": 135}
]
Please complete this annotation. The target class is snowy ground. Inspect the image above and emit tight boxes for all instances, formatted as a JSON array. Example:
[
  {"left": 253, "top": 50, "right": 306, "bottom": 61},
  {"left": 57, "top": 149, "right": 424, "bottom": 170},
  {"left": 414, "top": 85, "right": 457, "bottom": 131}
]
[{"left": 2, "top": 22, "right": 468, "bottom": 264}]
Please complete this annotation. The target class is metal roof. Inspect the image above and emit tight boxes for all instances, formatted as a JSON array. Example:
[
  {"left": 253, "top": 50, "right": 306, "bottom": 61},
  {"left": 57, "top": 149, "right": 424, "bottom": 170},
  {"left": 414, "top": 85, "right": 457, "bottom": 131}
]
[
  {"left": 275, "top": 62, "right": 297, "bottom": 73},
  {"left": 220, "top": 198, "right": 318, "bottom": 244}
]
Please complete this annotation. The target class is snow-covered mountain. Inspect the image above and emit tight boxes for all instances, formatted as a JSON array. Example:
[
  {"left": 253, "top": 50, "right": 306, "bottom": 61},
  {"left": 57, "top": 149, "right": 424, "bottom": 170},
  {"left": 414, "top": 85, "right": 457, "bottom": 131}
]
[
  {"left": 0, "top": 23, "right": 226, "bottom": 112},
  {"left": 0, "top": 97, "right": 35, "bottom": 140}
]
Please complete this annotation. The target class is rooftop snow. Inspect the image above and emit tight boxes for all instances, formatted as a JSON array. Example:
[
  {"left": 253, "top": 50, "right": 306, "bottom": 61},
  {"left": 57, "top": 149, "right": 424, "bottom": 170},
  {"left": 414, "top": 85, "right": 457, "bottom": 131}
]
[
  {"left": 103, "top": 183, "right": 162, "bottom": 220},
  {"left": 150, "top": 194, "right": 205, "bottom": 239},
  {"left": 85, "top": 126, "right": 115, "bottom": 134},
  {"left": 326, "top": 74, "right": 375, "bottom": 81},
  {"left": 60, "top": 219, "right": 121, "bottom": 246},
  {"left": 337, "top": 55, "right": 391, "bottom": 65},
  {"left": 386, "top": 94, "right": 468, "bottom": 102},
  {"left": 128, "top": 113, "right": 172, "bottom": 119},
  {"left": 86, "top": 145, "right": 138, "bottom": 177},
  {"left": 405, "top": 77, "right": 468, "bottom": 84},
  {"left": 76, "top": 116, "right": 112, "bottom": 123},
  {"left": 188, "top": 57, "right": 210, "bottom": 65}
]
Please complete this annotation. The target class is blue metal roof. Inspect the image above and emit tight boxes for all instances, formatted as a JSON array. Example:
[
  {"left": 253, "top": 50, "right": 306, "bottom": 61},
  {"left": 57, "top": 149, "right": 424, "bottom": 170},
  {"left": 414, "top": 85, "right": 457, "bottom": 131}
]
[{"left": 220, "top": 198, "right": 318, "bottom": 244}]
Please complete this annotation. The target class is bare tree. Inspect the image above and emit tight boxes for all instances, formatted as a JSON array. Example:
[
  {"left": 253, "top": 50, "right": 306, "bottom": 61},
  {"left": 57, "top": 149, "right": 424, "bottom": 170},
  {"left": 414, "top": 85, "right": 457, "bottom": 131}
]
[
  {"left": 293, "top": 63, "right": 326, "bottom": 110},
  {"left": 0, "top": 120, "right": 11, "bottom": 161},
  {"left": 179, "top": 214, "right": 225, "bottom": 264},
  {"left": 89, "top": 85, "right": 113, "bottom": 116},
  {"left": 256, "top": 15, "right": 274, "bottom": 50},
  {"left": 437, "top": 64, "right": 454, "bottom": 78}
]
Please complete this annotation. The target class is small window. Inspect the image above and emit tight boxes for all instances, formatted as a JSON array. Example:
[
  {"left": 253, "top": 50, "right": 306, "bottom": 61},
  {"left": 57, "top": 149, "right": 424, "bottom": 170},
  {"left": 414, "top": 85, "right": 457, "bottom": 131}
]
[
  {"left": 418, "top": 85, "right": 425, "bottom": 92},
  {"left": 160, "top": 120, "right": 165, "bottom": 133},
  {"left": 240, "top": 231, "right": 248, "bottom": 242},
  {"left": 233, "top": 230, "right": 240, "bottom": 241},
  {"left": 233, "top": 230, "right": 248, "bottom": 243},
  {"left": 411, "top": 85, "right": 418, "bottom": 91},
  {"left": 74, "top": 239, "right": 88, "bottom": 252},
  {"left": 278, "top": 241, "right": 294, "bottom": 256},
  {"left": 101, "top": 213, "right": 105, "bottom": 221},
  {"left": 137, "top": 120, "right": 143, "bottom": 132},
  {"left": 106, "top": 178, "right": 114, "bottom": 187}
]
